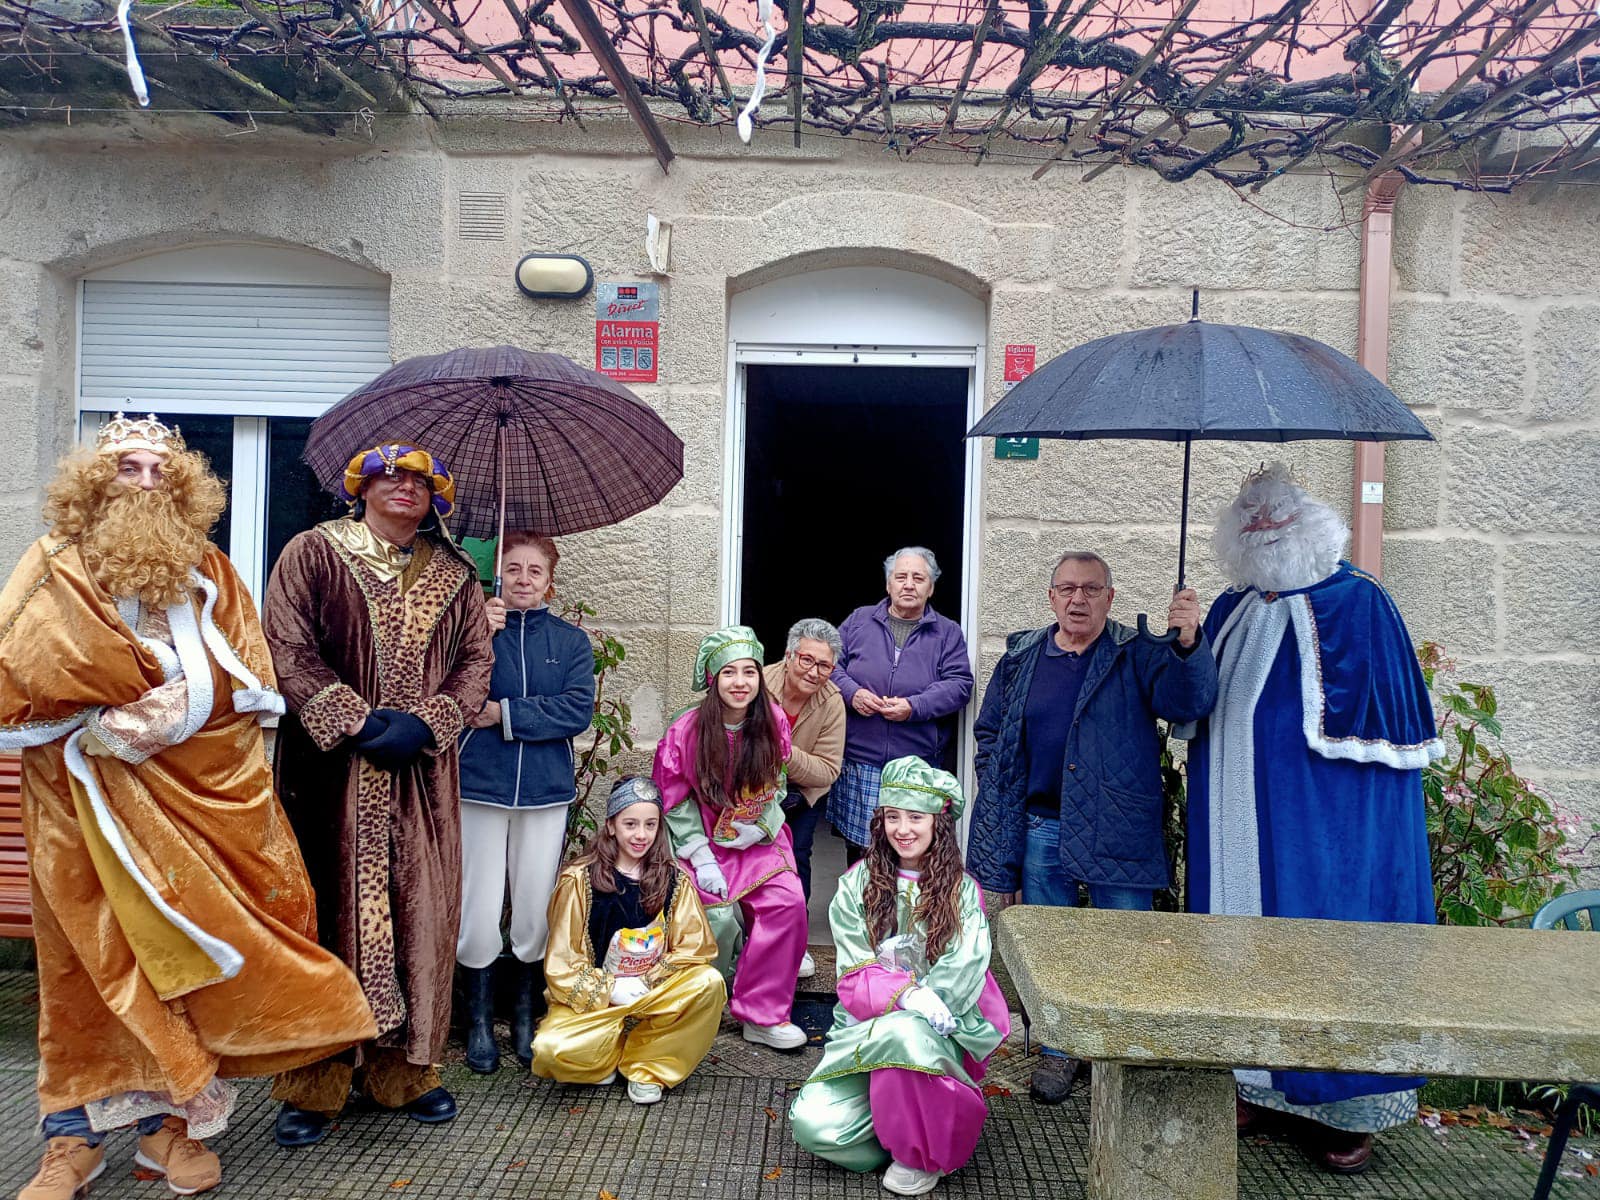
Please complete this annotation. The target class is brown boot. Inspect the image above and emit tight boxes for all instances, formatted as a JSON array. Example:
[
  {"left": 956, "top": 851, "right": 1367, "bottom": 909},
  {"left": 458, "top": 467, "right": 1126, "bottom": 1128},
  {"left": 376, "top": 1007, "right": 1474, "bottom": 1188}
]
[
  {"left": 1318, "top": 1131, "right": 1374, "bottom": 1174},
  {"left": 135, "top": 1118, "right": 222, "bottom": 1196},
  {"left": 18, "top": 1137, "right": 105, "bottom": 1200}
]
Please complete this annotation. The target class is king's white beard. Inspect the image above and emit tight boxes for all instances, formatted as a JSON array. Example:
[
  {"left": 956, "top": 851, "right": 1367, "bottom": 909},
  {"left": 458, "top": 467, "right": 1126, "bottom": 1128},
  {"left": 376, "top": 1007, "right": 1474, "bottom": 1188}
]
[{"left": 1215, "top": 502, "right": 1347, "bottom": 593}]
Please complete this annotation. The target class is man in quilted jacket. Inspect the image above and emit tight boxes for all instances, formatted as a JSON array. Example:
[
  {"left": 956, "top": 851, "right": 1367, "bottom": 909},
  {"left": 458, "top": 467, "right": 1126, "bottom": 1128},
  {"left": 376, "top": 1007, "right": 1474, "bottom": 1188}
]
[{"left": 966, "top": 549, "right": 1216, "bottom": 1103}]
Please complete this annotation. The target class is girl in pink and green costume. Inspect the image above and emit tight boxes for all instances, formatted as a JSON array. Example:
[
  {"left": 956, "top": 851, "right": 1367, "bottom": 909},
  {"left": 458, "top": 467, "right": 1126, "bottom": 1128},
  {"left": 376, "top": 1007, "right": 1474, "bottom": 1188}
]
[
  {"left": 651, "top": 625, "right": 810, "bottom": 1051},
  {"left": 790, "top": 756, "right": 1011, "bottom": 1197}
]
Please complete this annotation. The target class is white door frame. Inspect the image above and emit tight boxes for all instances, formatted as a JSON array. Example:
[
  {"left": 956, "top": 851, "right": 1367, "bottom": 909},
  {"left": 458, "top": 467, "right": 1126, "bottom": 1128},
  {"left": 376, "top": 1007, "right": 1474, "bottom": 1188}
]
[{"left": 719, "top": 342, "right": 987, "bottom": 806}]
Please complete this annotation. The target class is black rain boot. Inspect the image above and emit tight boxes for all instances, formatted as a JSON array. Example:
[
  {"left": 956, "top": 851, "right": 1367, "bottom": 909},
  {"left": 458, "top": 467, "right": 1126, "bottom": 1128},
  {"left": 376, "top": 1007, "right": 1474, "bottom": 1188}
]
[
  {"left": 511, "top": 959, "right": 544, "bottom": 1069},
  {"left": 462, "top": 965, "right": 499, "bottom": 1074}
]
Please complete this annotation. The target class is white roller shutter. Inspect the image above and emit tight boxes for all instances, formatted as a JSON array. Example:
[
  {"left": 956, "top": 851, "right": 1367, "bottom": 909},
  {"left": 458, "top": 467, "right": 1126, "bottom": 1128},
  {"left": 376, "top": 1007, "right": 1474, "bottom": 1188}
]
[{"left": 79, "top": 279, "right": 390, "bottom": 417}]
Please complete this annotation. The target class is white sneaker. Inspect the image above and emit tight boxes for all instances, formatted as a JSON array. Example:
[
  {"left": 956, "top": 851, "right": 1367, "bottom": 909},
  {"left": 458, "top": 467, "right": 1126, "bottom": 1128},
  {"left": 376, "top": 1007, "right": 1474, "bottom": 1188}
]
[
  {"left": 626, "top": 1080, "right": 663, "bottom": 1105},
  {"left": 597, "top": 1070, "right": 619, "bottom": 1085},
  {"left": 797, "top": 951, "right": 816, "bottom": 980},
  {"left": 742, "top": 1021, "right": 807, "bottom": 1051},
  {"left": 882, "top": 1160, "right": 942, "bottom": 1196}
]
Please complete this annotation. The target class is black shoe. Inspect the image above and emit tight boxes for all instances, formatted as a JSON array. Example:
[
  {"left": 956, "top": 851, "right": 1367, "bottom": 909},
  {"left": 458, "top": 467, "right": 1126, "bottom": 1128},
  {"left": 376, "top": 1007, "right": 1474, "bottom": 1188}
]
[
  {"left": 406, "top": 1087, "right": 458, "bottom": 1124},
  {"left": 511, "top": 959, "right": 544, "bottom": 1070},
  {"left": 461, "top": 965, "right": 499, "bottom": 1074},
  {"left": 1029, "top": 1055, "right": 1081, "bottom": 1105},
  {"left": 274, "top": 1104, "right": 332, "bottom": 1147}
]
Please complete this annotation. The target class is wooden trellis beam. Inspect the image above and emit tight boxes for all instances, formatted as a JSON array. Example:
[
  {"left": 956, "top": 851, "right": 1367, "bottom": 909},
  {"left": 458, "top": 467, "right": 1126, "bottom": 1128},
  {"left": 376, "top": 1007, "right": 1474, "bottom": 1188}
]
[
  {"left": 556, "top": 0, "right": 675, "bottom": 172},
  {"left": 681, "top": 0, "right": 734, "bottom": 113}
]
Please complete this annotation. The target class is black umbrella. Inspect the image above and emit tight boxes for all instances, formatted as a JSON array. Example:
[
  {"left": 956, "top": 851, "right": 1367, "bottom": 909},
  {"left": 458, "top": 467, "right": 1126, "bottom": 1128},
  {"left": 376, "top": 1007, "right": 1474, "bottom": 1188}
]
[{"left": 967, "top": 292, "right": 1434, "bottom": 640}]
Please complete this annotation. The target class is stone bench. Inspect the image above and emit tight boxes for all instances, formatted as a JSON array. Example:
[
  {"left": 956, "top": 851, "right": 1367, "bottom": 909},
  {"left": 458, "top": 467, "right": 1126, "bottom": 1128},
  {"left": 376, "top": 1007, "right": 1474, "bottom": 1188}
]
[{"left": 995, "top": 905, "right": 1600, "bottom": 1200}]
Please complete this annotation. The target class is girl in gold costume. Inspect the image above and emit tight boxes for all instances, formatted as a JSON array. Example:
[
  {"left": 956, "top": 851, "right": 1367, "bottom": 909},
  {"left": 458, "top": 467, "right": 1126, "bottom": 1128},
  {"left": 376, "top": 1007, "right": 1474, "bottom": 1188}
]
[{"left": 530, "top": 777, "right": 726, "bottom": 1104}]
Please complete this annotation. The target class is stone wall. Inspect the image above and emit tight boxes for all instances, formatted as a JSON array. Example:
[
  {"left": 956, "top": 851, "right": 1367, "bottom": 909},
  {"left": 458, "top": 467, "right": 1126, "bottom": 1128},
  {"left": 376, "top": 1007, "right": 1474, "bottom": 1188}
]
[{"left": 0, "top": 118, "right": 1596, "bottom": 838}]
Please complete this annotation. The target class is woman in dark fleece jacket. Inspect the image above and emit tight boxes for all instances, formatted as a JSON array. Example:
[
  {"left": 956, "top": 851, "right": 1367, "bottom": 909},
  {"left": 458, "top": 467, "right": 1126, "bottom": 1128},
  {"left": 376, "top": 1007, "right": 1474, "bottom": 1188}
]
[{"left": 456, "top": 532, "right": 595, "bottom": 1074}]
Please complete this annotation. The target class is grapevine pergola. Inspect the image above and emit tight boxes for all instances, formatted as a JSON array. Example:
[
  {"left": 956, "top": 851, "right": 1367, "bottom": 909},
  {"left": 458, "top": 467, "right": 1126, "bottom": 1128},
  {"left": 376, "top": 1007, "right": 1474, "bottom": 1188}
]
[{"left": 2, "top": 0, "right": 1598, "bottom": 191}]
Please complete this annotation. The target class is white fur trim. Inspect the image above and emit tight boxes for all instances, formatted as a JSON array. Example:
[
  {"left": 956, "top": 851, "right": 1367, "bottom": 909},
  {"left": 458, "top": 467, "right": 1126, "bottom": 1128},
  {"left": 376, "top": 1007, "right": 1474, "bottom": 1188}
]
[
  {"left": 163, "top": 593, "right": 212, "bottom": 745},
  {"left": 0, "top": 712, "right": 88, "bottom": 750},
  {"left": 63, "top": 729, "right": 243, "bottom": 984},
  {"left": 1288, "top": 598, "right": 1445, "bottom": 768},
  {"left": 232, "top": 687, "right": 285, "bottom": 717}
]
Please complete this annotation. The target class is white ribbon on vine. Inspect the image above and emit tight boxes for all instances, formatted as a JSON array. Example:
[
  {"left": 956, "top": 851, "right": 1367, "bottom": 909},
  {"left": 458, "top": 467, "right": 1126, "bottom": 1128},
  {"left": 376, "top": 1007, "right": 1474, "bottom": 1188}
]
[
  {"left": 114, "top": 0, "right": 150, "bottom": 107},
  {"left": 736, "top": 0, "right": 778, "bottom": 144}
]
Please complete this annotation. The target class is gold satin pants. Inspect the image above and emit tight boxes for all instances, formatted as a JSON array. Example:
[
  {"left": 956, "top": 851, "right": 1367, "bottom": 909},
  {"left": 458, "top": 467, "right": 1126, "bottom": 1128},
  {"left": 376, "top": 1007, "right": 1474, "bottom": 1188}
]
[{"left": 531, "top": 965, "right": 726, "bottom": 1089}]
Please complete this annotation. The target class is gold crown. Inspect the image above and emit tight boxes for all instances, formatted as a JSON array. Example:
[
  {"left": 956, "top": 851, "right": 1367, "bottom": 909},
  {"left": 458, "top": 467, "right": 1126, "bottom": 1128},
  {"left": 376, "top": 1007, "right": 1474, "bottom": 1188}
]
[{"left": 95, "top": 411, "right": 184, "bottom": 457}]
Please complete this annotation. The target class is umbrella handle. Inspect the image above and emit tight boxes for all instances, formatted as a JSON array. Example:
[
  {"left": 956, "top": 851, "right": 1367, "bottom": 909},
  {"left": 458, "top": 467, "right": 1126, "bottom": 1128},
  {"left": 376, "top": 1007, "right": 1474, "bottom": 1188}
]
[{"left": 1135, "top": 612, "right": 1181, "bottom": 644}]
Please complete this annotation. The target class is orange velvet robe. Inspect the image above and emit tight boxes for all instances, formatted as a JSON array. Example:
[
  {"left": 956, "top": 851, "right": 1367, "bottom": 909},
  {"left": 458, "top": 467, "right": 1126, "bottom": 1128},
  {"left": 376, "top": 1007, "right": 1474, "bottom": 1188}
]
[
  {"left": 264, "top": 521, "right": 493, "bottom": 1067},
  {"left": 0, "top": 537, "right": 378, "bottom": 1120}
]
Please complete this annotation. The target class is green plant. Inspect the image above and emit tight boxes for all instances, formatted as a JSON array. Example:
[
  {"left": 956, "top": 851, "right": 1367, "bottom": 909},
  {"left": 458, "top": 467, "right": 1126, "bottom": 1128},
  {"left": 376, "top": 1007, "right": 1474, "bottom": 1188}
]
[
  {"left": 1420, "top": 642, "right": 1584, "bottom": 927},
  {"left": 558, "top": 599, "right": 633, "bottom": 855},
  {"left": 1528, "top": 1083, "right": 1598, "bottom": 1136}
]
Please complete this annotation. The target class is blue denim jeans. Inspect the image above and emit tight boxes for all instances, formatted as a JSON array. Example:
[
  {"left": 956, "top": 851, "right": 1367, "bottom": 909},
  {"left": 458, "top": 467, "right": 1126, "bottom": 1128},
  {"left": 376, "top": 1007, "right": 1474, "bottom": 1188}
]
[
  {"left": 782, "top": 792, "right": 827, "bottom": 904},
  {"left": 1020, "top": 814, "right": 1154, "bottom": 1057},
  {"left": 42, "top": 1107, "right": 166, "bottom": 1147}
]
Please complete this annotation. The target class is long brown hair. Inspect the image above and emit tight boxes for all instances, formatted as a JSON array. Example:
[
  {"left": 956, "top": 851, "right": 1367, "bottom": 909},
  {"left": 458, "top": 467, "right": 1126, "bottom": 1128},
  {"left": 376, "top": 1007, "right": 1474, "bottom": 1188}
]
[
  {"left": 863, "top": 808, "right": 964, "bottom": 962},
  {"left": 692, "top": 667, "right": 783, "bottom": 808},
  {"left": 582, "top": 802, "right": 676, "bottom": 917}
]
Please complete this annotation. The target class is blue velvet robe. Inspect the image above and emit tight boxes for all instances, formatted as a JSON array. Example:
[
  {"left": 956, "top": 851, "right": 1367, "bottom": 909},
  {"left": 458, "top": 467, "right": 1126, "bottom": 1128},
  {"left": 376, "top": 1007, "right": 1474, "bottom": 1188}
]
[{"left": 1188, "top": 562, "right": 1441, "bottom": 1107}]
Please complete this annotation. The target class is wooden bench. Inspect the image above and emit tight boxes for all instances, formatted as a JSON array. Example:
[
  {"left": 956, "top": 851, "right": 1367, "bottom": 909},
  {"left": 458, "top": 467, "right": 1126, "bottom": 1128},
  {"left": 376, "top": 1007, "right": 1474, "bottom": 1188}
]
[
  {"left": 0, "top": 753, "right": 33, "bottom": 939},
  {"left": 997, "top": 905, "right": 1600, "bottom": 1200}
]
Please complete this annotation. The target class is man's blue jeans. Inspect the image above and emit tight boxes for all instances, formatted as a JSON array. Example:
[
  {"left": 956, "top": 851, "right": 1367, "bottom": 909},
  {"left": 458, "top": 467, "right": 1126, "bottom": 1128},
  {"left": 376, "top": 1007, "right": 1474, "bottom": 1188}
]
[
  {"left": 42, "top": 1107, "right": 166, "bottom": 1147},
  {"left": 1020, "top": 813, "right": 1154, "bottom": 1057}
]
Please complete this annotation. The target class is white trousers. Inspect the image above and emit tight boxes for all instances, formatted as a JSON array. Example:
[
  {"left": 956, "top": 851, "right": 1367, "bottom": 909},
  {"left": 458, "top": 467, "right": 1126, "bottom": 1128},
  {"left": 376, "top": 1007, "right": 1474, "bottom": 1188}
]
[{"left": 456, "top": 802, "right": 570, "bottom": 969}]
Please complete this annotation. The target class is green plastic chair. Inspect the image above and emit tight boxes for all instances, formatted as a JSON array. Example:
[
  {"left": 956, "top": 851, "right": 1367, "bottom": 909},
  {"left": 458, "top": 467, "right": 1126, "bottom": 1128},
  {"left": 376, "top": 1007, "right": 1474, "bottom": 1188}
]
[{"left": 1529, "top": 890, "right": 1600, "bottom": 1200}]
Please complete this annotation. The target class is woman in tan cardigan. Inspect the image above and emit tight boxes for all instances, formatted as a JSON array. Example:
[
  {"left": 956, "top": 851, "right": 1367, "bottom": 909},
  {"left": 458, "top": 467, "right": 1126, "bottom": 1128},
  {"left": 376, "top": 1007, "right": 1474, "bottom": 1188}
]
[{"left": 762, "top": 618, "right": 847, "bottom": 978}]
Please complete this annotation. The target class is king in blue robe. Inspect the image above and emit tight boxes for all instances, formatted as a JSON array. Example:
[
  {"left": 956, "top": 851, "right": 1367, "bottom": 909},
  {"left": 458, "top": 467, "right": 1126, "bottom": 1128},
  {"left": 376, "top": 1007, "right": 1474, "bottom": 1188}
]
[{"left": 1188, "top": 466, "right": 1443, "bottom": 1147}]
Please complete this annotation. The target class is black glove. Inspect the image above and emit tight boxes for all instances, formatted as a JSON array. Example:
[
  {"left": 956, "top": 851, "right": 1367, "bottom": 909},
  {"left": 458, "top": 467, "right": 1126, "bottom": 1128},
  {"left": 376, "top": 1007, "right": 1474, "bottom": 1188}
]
[
  {"left": 357, "top": 709, "right": 434, "bottom": 770},
  {"left": 351, "top": 712, "right": 390, "bottom": 745}
]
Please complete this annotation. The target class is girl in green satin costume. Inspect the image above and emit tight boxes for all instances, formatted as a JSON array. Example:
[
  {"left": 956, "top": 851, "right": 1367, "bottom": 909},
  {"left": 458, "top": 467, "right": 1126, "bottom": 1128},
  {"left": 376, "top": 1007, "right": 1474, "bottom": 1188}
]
[{"left": 789, "top": 757, "right": 1012, "bottom": 1197}]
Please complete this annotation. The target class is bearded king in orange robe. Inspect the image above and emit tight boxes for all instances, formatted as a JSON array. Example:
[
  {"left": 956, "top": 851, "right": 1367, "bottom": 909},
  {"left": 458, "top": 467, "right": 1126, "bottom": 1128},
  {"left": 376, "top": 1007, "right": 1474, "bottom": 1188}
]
[{"left": 0, "top": 414, "right": 376, "bottom": 1200}]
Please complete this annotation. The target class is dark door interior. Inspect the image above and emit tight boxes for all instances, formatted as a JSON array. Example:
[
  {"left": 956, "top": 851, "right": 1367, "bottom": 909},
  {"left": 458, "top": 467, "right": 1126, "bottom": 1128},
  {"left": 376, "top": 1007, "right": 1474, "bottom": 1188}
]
[{"left": 739, "top": 363, "right": 968, "bottom": 657}]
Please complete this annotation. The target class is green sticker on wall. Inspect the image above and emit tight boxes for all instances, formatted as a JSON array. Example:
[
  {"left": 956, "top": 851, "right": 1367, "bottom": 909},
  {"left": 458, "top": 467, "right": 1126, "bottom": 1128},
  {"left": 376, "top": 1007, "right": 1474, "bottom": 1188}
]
[{"left": 993, "top": 437, "right": 1040, "bottom": 460}]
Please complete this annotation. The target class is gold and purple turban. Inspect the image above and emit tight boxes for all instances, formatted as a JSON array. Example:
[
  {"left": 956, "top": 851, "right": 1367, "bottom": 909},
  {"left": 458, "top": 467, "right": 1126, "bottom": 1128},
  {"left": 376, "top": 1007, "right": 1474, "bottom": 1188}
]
[{"left": 342, "top": 443, "right": 455, "bottom": 518}]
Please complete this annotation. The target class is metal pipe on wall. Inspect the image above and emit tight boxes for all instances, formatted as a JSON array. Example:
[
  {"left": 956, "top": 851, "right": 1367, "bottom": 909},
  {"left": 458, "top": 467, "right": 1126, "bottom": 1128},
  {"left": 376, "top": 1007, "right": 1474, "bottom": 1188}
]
[{"left": 1350, "top": 166, "right": 1408, "bottom": 576}]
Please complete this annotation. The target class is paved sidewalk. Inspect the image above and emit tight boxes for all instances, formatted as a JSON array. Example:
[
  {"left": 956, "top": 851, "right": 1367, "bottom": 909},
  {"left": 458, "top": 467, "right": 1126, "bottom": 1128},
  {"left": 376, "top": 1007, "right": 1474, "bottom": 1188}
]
[{"left": 0, "top": 970, "right": 1592, "bottom": 1199}]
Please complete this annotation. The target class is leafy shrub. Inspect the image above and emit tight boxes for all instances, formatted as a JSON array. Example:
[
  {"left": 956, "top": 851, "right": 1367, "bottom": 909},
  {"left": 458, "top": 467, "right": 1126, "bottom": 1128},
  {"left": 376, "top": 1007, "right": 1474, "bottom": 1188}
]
[
  {"left": 557, "top": 599, "right": 633, "bottom": 854},
  {"left": 1420, "top": 642, "right": 1588, "bottom": 927}
]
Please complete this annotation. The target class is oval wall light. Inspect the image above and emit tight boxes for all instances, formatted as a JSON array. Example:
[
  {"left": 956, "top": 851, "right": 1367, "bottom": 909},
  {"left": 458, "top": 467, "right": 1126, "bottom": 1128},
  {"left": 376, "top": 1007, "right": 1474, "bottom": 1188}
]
[{"left": 515, "top": 253, "right": 594, "bottom": 300}]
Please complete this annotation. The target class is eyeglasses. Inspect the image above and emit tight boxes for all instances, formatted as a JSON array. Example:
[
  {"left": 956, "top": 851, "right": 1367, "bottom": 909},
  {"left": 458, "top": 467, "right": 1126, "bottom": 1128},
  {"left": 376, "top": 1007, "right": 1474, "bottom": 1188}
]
[
  {"left": 791, "top": 652, "right": 836, "bottom": 675},
  {"left": 1051, "top": 583, "right": 1107, "bottom": 598}
]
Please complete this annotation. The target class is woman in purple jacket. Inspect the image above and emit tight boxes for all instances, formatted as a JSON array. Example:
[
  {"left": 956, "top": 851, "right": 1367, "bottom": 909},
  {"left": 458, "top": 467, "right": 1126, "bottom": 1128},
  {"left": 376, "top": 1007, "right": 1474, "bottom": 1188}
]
[{"left": 829, "top": 547, "right": 974, "bottom": 862}]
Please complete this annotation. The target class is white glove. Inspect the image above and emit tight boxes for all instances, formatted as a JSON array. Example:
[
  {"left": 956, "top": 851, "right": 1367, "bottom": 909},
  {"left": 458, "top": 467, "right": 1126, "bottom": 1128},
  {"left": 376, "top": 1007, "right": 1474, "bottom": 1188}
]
[
  {"left": 609, "top": 975, "right": 650, "bottom": 1006},
  {"left": 721, "top": 820, "right": 767, "bottom": 851},
  {"left": 686, "top": 842, "right": 729, "bottom": 899},
  {"left": 899, "top": 985, "right": 956, "bottom": 1036}
]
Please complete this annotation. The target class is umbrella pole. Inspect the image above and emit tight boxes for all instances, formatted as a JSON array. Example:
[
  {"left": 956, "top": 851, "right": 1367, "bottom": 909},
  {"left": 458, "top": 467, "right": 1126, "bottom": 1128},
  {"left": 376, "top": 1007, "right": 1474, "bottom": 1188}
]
[
  {"left": 493, "top": 419, "right": 508, "bottom": 598},
  {"left": 1177, "top": 434, "right": 1192, "bottom": 591}
]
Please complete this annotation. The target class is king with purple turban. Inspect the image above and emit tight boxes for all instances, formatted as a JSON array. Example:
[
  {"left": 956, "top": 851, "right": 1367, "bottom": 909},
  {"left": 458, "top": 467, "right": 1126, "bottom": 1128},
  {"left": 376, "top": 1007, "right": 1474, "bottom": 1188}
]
[
  {"left": 263, "top": 443, "right": 493, "bottom": 1146},
  {"left": 1187, "top": 463, "right": 1444, "bottom": 1174}
]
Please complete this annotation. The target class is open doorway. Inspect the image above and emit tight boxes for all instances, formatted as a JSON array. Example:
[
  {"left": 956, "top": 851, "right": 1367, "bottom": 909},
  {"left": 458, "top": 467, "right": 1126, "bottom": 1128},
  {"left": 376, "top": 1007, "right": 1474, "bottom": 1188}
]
[
  {"left": 739, "top": 362, "right": 970, "bottom": 946},
  {"left": 739, "top": 363, "right": 968, "bottom": 649}
]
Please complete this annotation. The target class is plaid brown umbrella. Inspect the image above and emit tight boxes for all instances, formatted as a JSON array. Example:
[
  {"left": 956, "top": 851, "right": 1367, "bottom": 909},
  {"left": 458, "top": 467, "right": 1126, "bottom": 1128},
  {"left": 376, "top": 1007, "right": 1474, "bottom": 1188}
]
[{"left": 304, "top": 346, "right": 684, "bottom": 567}]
